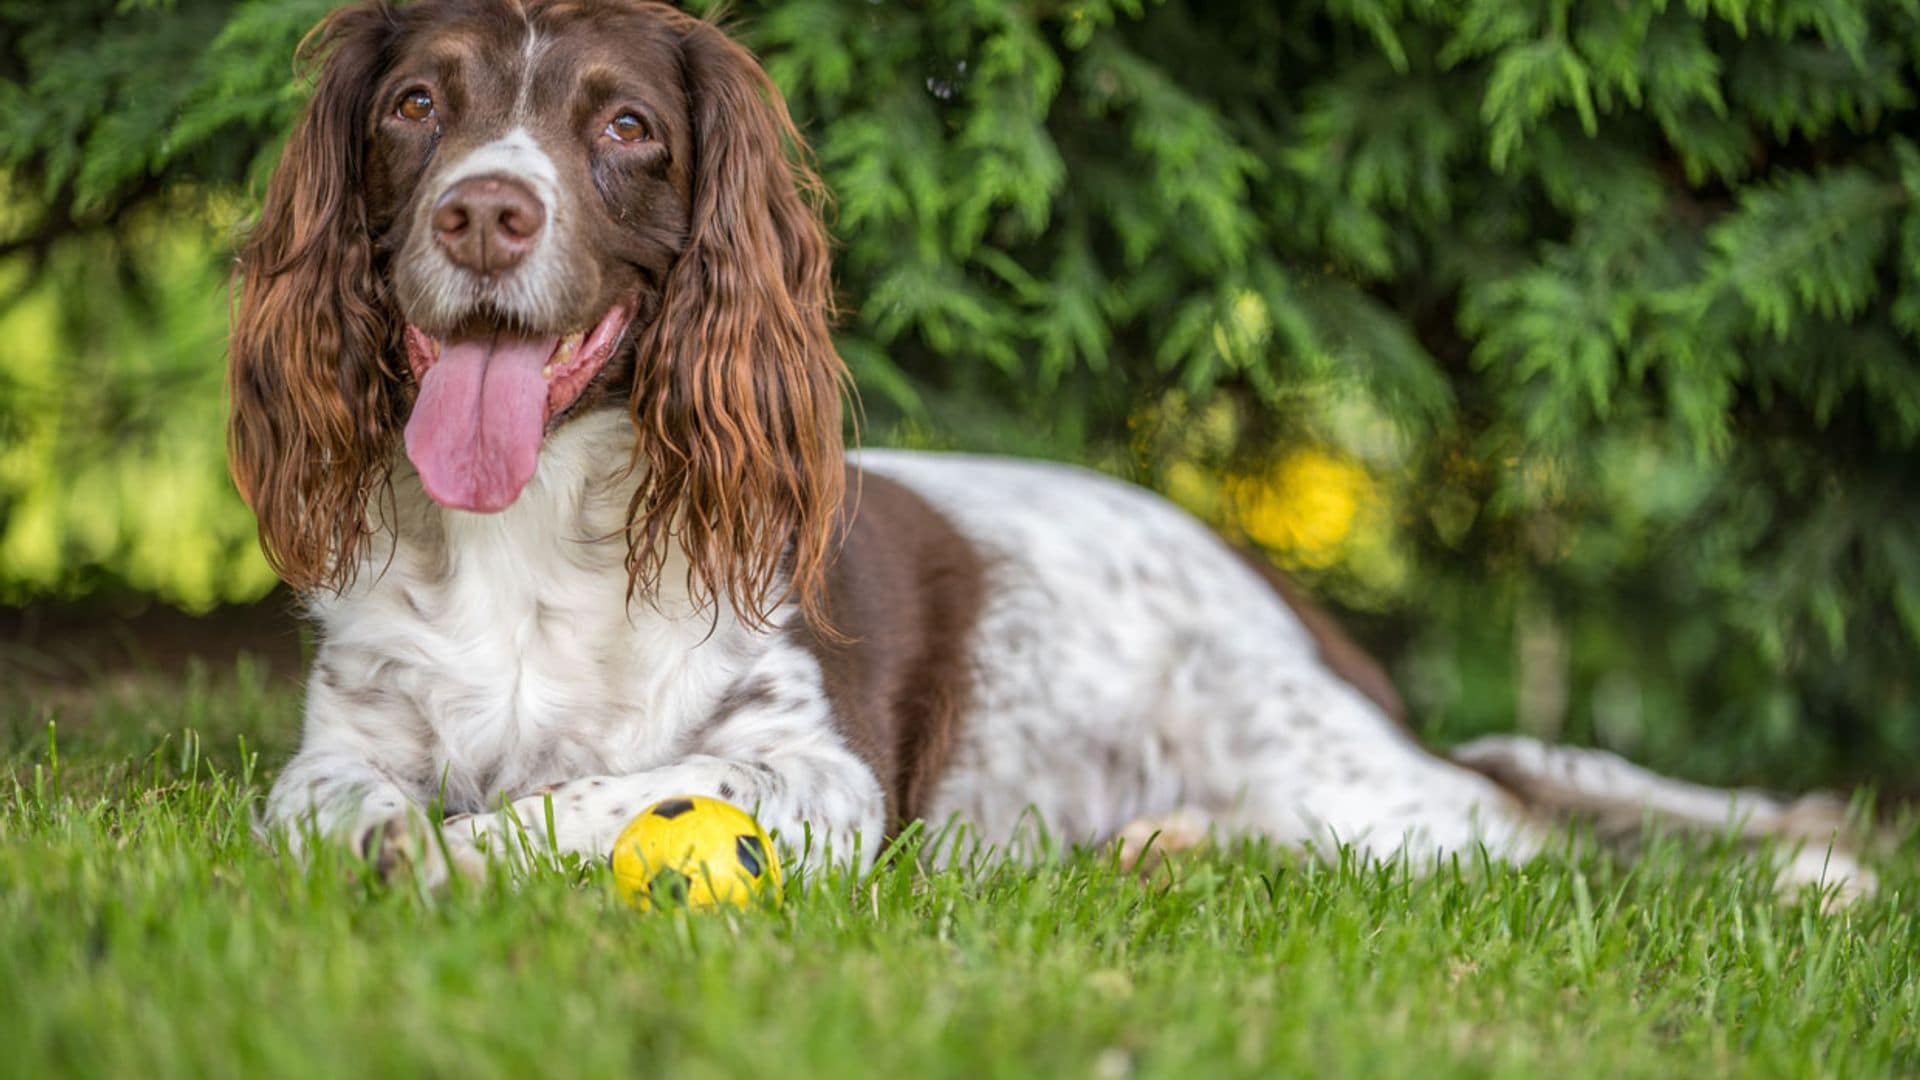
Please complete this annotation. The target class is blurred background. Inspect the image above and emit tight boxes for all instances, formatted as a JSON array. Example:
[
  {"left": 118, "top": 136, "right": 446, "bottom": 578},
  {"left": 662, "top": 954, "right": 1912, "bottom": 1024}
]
[{"left": 3, "top": 0, "right": 1918, "bottom": 793}]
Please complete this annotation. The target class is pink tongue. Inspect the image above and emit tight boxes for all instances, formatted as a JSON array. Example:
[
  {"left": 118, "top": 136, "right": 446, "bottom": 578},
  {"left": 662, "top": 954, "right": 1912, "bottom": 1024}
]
[{"left": 404, "top": 334, "right": 557, "bottom": 512}]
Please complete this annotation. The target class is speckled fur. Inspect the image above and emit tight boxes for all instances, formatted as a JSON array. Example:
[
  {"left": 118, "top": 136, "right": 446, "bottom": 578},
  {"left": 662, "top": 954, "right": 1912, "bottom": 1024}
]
[{"left": 857, "top": 452, "right": 1542, "bottom": 864}]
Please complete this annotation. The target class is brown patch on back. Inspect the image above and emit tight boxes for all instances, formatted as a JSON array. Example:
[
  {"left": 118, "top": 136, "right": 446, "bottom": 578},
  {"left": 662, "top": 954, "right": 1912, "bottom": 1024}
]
[
  {"left": 794, "top": 468, "right": 986, "bottom": 829},
  {"left": 1230, "top": 548, "right": 1407, "bottom": 725}
]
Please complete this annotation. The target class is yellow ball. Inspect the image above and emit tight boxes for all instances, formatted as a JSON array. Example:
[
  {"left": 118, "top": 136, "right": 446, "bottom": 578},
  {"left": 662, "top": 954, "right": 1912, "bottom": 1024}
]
[{"left": 610, "top": 796, "right": 783, "bottom": 911}]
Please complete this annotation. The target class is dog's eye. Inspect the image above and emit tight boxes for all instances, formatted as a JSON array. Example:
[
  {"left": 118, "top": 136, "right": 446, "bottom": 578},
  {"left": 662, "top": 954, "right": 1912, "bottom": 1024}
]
[
  {"left": 396, "top": 90, "right": 436, "bottom": 123},
  {"left": 605, "top": 112, "right": 649, "bottom": 143}
]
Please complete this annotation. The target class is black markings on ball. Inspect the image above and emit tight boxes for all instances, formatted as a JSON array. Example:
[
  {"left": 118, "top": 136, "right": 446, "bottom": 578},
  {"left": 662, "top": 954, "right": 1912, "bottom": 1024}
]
[
  {"left": 649, "top": 868, "right": 690, "bottom": 905},
  {"left": 650, "top": 798, "right": 696, "bottom": 820},
  {"left": 736, "top": 834, "right": 765, "bottom": 878}
]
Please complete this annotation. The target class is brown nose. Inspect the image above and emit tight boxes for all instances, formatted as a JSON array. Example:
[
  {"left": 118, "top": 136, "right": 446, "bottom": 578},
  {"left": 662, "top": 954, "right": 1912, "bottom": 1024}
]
[{"left": 432, "top": 174, "right": 546, "bottom": 274}]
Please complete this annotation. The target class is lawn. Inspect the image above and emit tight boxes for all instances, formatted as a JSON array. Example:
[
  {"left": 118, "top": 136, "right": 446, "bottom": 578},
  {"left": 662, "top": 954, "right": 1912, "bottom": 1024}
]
[{"left": 3, "top": 662, "right": 1916, "bottom": 1078}]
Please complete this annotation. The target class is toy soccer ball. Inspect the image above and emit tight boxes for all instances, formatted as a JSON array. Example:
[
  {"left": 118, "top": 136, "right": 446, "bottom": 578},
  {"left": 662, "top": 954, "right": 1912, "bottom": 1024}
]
[{"left": 610, "top": 795, "right": 783, "bottom": 911}]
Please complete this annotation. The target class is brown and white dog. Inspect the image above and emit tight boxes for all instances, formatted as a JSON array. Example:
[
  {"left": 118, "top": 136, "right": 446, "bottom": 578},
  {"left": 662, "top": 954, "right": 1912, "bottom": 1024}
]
[{"left": 235, "top": 0, "right": 1871, "bottom": 898}]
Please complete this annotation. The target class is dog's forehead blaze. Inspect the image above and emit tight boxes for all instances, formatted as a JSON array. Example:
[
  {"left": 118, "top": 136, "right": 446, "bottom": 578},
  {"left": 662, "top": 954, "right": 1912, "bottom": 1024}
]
[{"left": 379, "top": 6, "right": 686, "bottom": 139}]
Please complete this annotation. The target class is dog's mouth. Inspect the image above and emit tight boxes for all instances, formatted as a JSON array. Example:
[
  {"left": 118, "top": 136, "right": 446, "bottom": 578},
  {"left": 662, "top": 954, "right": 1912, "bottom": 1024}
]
[{"left": 402, "top": 301, "right": 635, "bottom": 513}]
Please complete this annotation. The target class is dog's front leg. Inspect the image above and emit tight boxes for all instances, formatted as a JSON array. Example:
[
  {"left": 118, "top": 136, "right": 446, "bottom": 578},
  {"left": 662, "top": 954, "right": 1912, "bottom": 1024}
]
[
  {"left": 264, "top": 665, "right": 486, "bottom": 886},
  {"left": 265, "top": 747, "right": 486, "bottom": 885},
  {"left": 454, "top": 727, "right": 888, "bottom": 872}
]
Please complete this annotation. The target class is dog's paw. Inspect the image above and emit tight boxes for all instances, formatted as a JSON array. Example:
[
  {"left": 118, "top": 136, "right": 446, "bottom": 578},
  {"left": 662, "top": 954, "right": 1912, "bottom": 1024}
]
[
  {"left": 1773, "top": 843, "right": 1878, "bottom": 911},
  {"left": 1114, "top": 808, "right": 1211, "bottom": 877},
  {"left": 355, "top": 814, "right": 487, "bottom": 889}
]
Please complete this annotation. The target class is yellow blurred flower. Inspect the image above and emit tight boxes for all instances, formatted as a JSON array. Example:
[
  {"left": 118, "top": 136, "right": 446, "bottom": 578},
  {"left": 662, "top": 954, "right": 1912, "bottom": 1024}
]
[{"left": 1231, "top": 450, "right": 1376, "bottom": 570}]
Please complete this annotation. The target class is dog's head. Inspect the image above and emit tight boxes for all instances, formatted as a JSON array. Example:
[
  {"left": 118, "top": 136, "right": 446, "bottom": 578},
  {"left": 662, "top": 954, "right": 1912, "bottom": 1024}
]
[{"left": 230, "top": 0, "right": 843, "bottom": 626}]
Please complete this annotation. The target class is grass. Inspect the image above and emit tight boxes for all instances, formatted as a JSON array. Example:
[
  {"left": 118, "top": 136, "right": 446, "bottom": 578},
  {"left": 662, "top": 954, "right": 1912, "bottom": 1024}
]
[{"left": 4, "top": 660, "right": 1917, "bottom": 1078}]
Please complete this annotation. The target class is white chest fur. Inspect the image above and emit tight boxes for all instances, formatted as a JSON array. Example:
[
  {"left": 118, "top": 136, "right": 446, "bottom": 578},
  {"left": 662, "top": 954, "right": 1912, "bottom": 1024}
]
[{"left": 302, "top": 413, "right": 756, "bottom": 811}]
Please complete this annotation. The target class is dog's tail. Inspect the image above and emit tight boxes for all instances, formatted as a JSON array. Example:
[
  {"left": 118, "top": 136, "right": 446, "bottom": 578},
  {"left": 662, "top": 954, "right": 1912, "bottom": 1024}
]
[{"left": 1451, "top": 734, "right": 1877, "bottom": 901}]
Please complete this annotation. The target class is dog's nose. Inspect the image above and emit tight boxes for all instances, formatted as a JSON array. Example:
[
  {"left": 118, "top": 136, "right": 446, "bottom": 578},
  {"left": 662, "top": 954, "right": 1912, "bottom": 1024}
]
[{"left": 432, "top": 174, "right": 546, "bottom": 274}]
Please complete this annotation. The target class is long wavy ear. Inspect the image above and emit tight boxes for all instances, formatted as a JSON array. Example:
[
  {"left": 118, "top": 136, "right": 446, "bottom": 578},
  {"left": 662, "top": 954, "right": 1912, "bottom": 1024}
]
[
  {"left": 229, "top": 4, "right": 402, "bottom": 593},
  {"left": 629, "top": 14, "right": 847, "bottom": 630}
]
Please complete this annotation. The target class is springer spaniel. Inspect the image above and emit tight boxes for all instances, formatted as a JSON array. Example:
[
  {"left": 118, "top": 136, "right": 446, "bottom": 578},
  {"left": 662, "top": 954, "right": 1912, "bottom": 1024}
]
[{"left": 234, "top": 0, "right": 1871, "bottom": 899}]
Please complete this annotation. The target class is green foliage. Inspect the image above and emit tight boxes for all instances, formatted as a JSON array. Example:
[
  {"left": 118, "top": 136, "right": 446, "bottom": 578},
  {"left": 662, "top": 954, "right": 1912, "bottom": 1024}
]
[
  {"left": 4, "top": 0, "right": 1920, "bottom": 784},
  {"left": 3, "top": 684, "right": 1919, "bottom": 1075}
]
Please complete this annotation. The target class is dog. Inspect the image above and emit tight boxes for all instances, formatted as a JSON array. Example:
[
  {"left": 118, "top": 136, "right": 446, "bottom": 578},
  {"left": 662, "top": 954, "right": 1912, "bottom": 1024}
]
[{"left": 231, "top": 0, "right": 1872, "bottom": 899}]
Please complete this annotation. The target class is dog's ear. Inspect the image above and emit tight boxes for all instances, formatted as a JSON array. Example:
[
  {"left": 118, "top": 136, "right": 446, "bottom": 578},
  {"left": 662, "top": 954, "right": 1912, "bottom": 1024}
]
[
  {"left": 229, "top": 4, "right": 403, "bottom": 593},
  {"left": 628, "top": 16, "right": 846, "bottom": 630}
]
